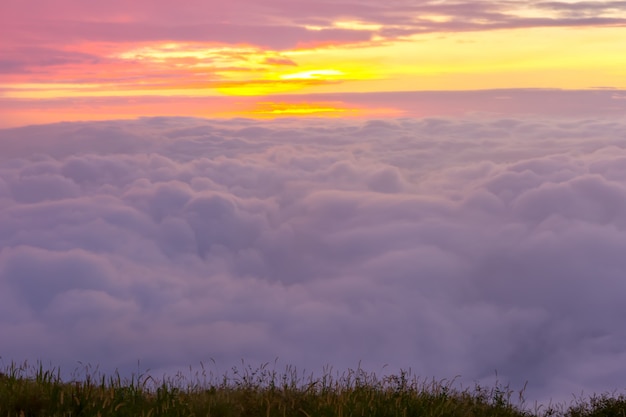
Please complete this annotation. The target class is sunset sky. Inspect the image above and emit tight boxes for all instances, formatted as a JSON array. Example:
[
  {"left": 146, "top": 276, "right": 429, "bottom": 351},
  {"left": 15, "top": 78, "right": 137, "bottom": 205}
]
[{"left": 1, "top": 0, "right": 625, "bottom": 126}]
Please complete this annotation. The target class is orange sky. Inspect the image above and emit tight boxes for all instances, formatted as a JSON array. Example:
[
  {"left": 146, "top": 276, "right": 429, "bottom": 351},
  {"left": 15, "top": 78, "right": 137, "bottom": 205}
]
[{"left": 1, "top": 0, "right": 625, "bottom": 126}]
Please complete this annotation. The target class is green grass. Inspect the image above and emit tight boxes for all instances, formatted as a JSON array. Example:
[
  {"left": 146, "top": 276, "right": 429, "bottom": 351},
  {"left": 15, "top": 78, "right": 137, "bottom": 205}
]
[{"left": 0, "top": 360, "right": 624, "bottom": 417}]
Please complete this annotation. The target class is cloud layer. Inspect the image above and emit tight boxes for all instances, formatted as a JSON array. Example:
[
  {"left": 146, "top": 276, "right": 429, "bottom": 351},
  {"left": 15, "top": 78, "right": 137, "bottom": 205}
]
[{"left": 2, "top": 116, "right": 626, "bottom": 404}]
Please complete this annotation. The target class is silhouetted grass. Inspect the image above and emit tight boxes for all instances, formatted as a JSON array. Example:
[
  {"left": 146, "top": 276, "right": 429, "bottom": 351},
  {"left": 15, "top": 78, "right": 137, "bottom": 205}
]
[{"left": 0, "top": 360, "right": 624, "bottom": 416}]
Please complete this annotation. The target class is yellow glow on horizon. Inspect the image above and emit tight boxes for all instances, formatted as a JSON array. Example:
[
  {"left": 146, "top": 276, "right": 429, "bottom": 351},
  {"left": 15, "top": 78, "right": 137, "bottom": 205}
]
[
  {"left": 3, "top": 25, "right": 624, "bottom": 103},
  {"left": 281, "top": 26, "right": 626, "bottom": 92},
  {"left": 280, "top": 69, "right": 344, "bottom": 80},
  {"left": 216, "top": 64, "right": 374, "bottom": 95},
  {"left": 215, "top": 81, "right": 309, "bottom": 96},
  {"left": 251, "top": 101, "right": 354, "bottom": 116},
  {"left": 239, "top": 101, "right": 404, "bottom": 119}
]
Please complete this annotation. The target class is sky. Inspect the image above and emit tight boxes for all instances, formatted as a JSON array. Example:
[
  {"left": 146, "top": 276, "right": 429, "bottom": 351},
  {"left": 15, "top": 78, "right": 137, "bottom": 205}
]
[
  {"left": 1, "top": 0, "right": 626, "bottom": 126},
  {"left": 2, "top": 0, "right": 626, "bottom": 409}
]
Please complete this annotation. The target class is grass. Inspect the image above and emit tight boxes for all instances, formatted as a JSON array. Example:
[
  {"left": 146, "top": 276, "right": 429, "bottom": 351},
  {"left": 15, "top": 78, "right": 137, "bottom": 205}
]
[{"left": 0, "top": 360, "right": 625, "bottom": 417}]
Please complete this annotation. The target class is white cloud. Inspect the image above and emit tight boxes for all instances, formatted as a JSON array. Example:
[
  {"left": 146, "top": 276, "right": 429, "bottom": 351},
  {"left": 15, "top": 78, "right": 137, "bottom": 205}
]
[{"left": 1, "top": 115, "right": 626, "bottom": 405}]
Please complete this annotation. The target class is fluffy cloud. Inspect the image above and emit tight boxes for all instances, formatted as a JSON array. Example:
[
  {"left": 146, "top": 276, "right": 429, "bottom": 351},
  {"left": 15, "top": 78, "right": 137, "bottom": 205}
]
[{"left": 2, "top": 116, "right": 626, "bottom": 405}]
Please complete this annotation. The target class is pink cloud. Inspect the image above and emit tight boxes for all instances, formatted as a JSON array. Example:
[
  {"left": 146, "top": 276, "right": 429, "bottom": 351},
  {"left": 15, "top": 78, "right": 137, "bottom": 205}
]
[
  {"left": 263, "top": 57, "right": 298, "bottom": 66},
  {"left": 3, "top": 0, "right": 625, "bottom": 52}
]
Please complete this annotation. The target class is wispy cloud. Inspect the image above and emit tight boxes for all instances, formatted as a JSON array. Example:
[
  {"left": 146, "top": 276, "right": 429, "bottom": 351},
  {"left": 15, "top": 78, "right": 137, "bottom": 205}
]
[{"left": 4, "top": 1, "right": 625, "bottom": 49}]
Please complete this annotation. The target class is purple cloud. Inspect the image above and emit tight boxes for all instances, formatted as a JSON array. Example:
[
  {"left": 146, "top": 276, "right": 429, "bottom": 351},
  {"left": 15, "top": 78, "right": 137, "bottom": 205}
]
[{"left": 2, "top": 114, "right": 626, "bottom": 406}]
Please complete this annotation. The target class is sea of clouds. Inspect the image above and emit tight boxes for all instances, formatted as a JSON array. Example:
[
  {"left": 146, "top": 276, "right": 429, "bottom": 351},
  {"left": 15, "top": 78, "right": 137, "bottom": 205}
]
[{"left": 2, "top": 116, "right": 626, "bottom": 405}]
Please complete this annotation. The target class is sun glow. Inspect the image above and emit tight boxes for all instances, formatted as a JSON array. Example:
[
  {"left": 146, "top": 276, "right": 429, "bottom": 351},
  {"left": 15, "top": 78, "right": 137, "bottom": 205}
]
[
  {"left": 250, "top": 101, "right": 356, "bottom": 116},
  {"left": 1, "top": 23, "right": 624, "bottom": 120},
  {"left": 280, "top": 69, "right": 344, "bottom": 80}
]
